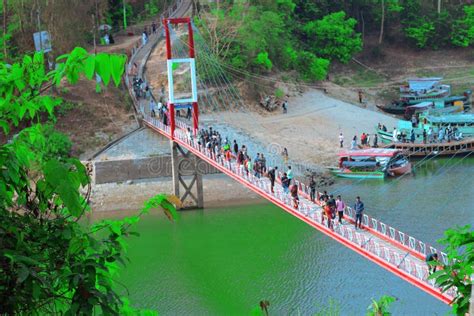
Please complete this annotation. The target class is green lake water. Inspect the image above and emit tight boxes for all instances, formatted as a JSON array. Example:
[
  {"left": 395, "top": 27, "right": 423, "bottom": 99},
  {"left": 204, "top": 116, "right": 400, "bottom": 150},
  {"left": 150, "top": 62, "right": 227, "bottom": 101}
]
[{"left": 118, "top": 157, "right": 473, "bottom": 315}]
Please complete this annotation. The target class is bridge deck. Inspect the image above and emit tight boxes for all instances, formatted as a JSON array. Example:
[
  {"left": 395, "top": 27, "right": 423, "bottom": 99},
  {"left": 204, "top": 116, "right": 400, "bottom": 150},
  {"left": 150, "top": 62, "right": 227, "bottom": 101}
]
[{"left": 141, "top": 114, "right": 454, "bottom": 304}]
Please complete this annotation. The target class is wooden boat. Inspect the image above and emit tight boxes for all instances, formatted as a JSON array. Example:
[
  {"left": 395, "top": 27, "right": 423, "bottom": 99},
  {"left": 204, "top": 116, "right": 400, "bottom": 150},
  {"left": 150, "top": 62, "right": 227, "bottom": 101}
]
[
  {"left": 329, "top": 148, "right": 412, "bottom": 179},
  {"left": 376, "top": 100, "right": 409, "bottom": 115},
  {"left": 377, "top": 94, "right": 470, "bottom": 116},
  {"left": 399, "top": 77, "right": 451, "bottom": 104},
  {"left": 383, "top": 138, "right": 474, "bottom": 157}
]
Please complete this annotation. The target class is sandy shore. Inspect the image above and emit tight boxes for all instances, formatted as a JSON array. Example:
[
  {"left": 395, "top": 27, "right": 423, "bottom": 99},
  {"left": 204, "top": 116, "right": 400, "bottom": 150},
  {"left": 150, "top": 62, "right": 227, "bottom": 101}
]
[
  {"left": 203, "top": 88, "right": 398, "bottom": 167},
  {"left": 90, "top": 174, "right": 264, "bottom": 212}
]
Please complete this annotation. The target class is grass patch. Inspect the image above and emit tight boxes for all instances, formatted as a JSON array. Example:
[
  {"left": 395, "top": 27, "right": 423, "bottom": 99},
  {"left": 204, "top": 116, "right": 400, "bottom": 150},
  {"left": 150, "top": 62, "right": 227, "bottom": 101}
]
[
  {"left": 332, "top": 63, "right": 385, "bottom": 88},
  {"left": 56, "top": 101, "right": 79, "bottom": 116}
]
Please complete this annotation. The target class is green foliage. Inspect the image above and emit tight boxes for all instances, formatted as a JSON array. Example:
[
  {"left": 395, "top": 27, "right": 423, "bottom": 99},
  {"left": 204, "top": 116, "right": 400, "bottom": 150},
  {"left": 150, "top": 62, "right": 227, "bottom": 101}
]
[
  {"left": 404, "top": 19, "right": 435, "bottom": 48},
  {"left": 274, "top": 88, "right": 285, "bottom": 99},
  {"left": 281, "top": 44, "right": 298, "bottom": 70},
  {"left": 451, "top": 5, "right": 474, "bottom": 47},
  {"left": 429, "top": 225, "right": 473, "bottom": 315},
  {"left": 56, "top": 101, "right": 77, "bottom": 116},
  {"left": 296, "top": 51, "right": 330, "bottom": 81},
  {"left": 303, "top": 11, "right": 362, "bottom": 63},
  {"left": 38, "top": 124, "right": 73, "bottom": 161},
  {"left": 366, "top": 295, "right": 396, "bottom": 316},
  {"left": 145, "top": 0, "right": 160, "bottom": 16},
  {"left": 255, "top": 51, "right": 273, "bottom": 71},
  {"left": 0, "top": 47, "right": 178, "bottom": 314},
  {"left": 386, "top": 0, "right": 403, "bottom": 13},
  {"left": 106, "top": 0, "right": 133, "bottom": 30},
  {"left": 196, "top": 2, "right": 334, "bottom": 81}
]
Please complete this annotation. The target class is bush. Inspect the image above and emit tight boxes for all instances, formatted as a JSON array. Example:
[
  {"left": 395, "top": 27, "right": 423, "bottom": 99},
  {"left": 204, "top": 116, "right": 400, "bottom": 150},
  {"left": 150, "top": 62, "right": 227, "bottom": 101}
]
[
  {"left": 275, "top": 88, "right": 285, "bottom": 98},
  {"left": 42, "top": 125, "right": 72, "bottom": 160},
  {"left": 296, "top": 51, "right": 329, "bottom": 81},
  {"left": 255, "top": 51, "right": 273, "bottom": 71},
  {"left": 405, "top": 19, "right": 435, "bottom": 48}
]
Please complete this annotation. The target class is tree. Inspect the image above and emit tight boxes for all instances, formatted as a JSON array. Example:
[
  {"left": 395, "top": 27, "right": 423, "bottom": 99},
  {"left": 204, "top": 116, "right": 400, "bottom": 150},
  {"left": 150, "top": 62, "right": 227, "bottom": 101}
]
[
  {"left": 2, "top": 0, "right": 6, "bottom": 60},
  {"left": 451, "top": 5, "right": 474, "bottom": 47},
  {"left": 303, "top": 11, "right": 362, "bottom": 64},
  {"left": 0, "top": 47, "right": 179, "bottom": 314},
  {"left": 296, "top": 51, "right": 329, "bottom": 81},
  {"left": 429, "top": 225, "right": 473, "bottom": 315},
  {"left": 404, "top": 18, "right": 435, "bottom": 48},
  {"left": 375, "top": 0, "right": 402, "bottom": 44}
]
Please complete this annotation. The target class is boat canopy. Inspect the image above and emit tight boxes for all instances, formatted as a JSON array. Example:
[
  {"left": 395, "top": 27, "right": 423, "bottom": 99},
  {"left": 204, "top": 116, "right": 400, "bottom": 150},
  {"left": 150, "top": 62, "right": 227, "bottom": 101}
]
[
  {"left": 427, "top": 114, "right": 474, "bottom": 124},
  {"left": 342, "top": 161, "right": 379, "bottom": 168},
  {"left": 339, "top": 148, "right": 400, "bottom": 157},
  {"left": 406, "top": 102, "right": 433, "bottom": 109},
  {"left": 406, "top": 78, "right": 442, "bottom": 91}
]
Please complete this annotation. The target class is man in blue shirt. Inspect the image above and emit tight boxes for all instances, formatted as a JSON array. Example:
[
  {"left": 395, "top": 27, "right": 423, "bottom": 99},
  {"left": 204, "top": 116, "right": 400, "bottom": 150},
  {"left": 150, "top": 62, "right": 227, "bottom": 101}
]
[{"left": 354, "top": 196, "right": 364, "bottom": 229}]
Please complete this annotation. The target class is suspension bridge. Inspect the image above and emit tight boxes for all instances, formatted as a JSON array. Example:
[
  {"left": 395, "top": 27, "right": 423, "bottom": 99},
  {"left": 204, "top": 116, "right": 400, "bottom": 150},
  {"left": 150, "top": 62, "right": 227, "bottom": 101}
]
[{"left": 124, "top": 2, "right": 458, "bottom": 306}]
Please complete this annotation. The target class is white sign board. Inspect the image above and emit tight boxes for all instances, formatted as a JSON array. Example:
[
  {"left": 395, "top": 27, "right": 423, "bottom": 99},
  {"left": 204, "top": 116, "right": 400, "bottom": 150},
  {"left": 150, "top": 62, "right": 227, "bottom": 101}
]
[{"left": 33, "top": 31, "right": 52, "bottom": 53}]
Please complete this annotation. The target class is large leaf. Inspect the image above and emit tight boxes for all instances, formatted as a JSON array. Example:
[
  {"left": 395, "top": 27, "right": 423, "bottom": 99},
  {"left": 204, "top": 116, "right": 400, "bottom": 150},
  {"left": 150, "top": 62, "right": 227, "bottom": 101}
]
[
  {"left": 84, "top": 55, "right": 96, "bottom": 80},
  {"left": 110, "top": 55, "right": 127, "bottom": 87},
  {"left": 95, "top": 53, "right": 111, "bottom": 86},
  {"left": 43, "top": 160, "right": 83, "bottom": 216}
]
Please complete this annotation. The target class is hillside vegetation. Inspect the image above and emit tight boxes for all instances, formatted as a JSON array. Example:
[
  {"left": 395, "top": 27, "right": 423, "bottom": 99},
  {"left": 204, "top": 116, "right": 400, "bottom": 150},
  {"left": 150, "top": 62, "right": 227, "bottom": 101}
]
[{"left": 195, "top": 0, "right": 474, "bottom": 82}]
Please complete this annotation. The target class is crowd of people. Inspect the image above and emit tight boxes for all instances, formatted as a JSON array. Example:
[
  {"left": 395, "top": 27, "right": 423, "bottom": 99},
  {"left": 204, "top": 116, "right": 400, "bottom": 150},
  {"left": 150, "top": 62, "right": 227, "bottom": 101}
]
[
  {"left": 338, "top": 132, "right": 379, "bottom": 149},
  {"left": 191, "top": 126, "right": 366, "bottom": 231},
  {"left": 388, "top": 124, "right": 463, "bottom": 144}
]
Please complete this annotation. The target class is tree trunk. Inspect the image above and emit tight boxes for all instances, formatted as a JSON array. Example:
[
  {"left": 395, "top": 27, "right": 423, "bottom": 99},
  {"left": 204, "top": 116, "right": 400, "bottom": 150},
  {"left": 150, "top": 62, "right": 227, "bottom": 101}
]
[
  {"left": 3, "top": 0, "right": 7, "bottom": 60},
  {"left": 360, "top": 10, "right": 365, "bottom": 43},
  {"left": 19, "top": 0, "right": 24, "bottom": 32},
  {"left": 378, "top": 0, "right": 384, "bottom": 44},
  {"left": 437, "top": 0, "right": 441, "bottom": 14}
]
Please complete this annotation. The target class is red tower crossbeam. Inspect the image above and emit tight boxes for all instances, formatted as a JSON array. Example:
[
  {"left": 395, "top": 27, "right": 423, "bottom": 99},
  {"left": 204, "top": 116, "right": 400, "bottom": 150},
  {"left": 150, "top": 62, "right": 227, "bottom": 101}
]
[{"left": 162, "top": 17, "right": 198, "bottom": 138}]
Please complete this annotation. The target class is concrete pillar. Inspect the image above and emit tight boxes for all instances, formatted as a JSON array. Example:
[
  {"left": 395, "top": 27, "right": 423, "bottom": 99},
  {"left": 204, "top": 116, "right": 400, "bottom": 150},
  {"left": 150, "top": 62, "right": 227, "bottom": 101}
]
[{"left": 170, "top": 140, "right": 204, "bottom": 209}]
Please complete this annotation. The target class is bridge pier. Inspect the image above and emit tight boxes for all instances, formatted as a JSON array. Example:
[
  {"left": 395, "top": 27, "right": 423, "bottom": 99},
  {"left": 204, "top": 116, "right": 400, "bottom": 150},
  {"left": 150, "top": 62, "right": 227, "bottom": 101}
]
[{"left": 170, "top": 140, "right": 204, "bottom": 209}]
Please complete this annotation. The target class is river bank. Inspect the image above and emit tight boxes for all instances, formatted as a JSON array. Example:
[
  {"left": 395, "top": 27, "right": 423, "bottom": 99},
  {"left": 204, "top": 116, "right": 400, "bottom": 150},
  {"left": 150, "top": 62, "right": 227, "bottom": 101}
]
[{"left": 90, "top": 174, "right": 265, "bottom": 213}]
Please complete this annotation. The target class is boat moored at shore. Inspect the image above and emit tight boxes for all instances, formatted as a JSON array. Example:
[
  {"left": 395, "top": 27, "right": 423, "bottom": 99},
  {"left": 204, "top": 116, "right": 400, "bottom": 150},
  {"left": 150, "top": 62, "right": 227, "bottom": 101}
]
[{"left": 329, "top": 148, "right": 412, "bottom": 179}]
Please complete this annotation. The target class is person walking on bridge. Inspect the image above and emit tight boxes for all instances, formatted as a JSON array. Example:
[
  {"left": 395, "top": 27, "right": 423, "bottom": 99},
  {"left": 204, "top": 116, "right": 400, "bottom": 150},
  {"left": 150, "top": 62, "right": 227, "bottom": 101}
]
[
  {"left": 281, "top": 173, "right": 290, "bottom": 194},
  {"left": 321, "top": 196, "right": 333, "bottom": 230},
  {"left": 268, "top": 167, "right": 278, "bottom": 193},
  {"left": 260, "top": 153, "right": 267, "bottom": 173},
  {"left": 354, "top": 196, "right": 364, "bottom": 229},
  {"left": 309, "top": 177, "right": 316, "bottom": 202},
  {"left": 425, "top": 253, "right": 439, "bottom": 275},
  {"left": 290, "top": 184, "right": 299, "bottom": 209},
  {"left": 233, "top": 140, "right": 239, "bottom": 155},
  {"left": 287, "top": 166, "right": 293, "bottom": 184},
  {"left": 336, "top": 195, "right": 346, "bottom": 224},
  {"left": 328, "top": 195, "right": 336, "bottom": 219}
]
